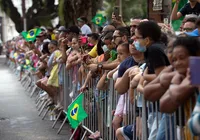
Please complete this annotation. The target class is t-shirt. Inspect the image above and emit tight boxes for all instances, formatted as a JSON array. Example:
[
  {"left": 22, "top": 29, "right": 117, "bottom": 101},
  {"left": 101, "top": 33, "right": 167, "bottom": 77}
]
[
  {"left": 144, "top": 43, "right": 170, "bottom": 74},
  {"left": 179, "top": 2, "right": 200, "bottom": 16},
  {"left": 118, "top": 56, "right": 137, "bottom": 78},
  {"left": 81, "top": 24, "right": 92, "bottom": 35},
  {"left": 109, "top": 50, "right": 118, "bottom": 61},
  {"left": 88, "top": 44, "right": 98, "bottom": 58}
]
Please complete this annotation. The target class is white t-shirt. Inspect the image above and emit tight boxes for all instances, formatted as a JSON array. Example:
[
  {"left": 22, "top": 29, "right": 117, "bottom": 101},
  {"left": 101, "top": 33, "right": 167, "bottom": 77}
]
[{"left": 81, "top": 24, "right": 92, "bottom": 35}]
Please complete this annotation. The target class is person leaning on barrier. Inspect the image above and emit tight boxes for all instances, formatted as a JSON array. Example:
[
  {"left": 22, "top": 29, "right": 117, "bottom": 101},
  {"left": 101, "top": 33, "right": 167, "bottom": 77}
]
[
  {"left": 159, "top": 37, "right": 200, "bottom": 139},
  {"left": 134, "top": 21, "right": 171, "bottom": 140},
  {"left": 86, "top": 27, "right": 130, "bottom": 75},
  {"left": 115, "top": 37, "right": 145, "bottom": 140}
]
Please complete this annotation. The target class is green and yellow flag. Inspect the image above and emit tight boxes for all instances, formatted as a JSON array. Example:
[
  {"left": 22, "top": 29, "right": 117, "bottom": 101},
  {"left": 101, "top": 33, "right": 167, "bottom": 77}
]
[
  {"left": 171, "top": 0, "right": 188, "bottom": 31},
  {"left": 67, "top": 93, "right": 88, "bottom": 129},
  {"left": 92, "top": 14, "right": 106, "bottom": 26},
  {"left": 21, "top": 28, "right": 41, "bottom": 42}
]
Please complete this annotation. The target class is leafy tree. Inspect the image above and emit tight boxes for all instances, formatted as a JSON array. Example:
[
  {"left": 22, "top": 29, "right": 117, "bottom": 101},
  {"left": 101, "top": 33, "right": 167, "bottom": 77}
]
[
  {"left": 58, "top": 0, "right": 103, "bottom": 27},
  {"left": 0, "top": 0, "right": 58, "bottom": 32},
  {"left": 103, "top": 0, "right": 147, "bottom": 24}
]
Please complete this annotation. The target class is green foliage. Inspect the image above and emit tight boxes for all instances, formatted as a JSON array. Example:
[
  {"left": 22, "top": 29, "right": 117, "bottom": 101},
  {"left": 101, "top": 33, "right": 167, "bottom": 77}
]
[{"left": 102, "top": 0, "right": 147, "bottom": 24}]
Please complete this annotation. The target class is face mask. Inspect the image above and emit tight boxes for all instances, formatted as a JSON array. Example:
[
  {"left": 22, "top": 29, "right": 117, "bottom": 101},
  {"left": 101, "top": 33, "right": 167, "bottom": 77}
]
[
  {"left": 102, "top": 45, "right": 109, "bottom": 52},
  {"left": 134, "top": 41, "right": 146, "bottom": 52}
]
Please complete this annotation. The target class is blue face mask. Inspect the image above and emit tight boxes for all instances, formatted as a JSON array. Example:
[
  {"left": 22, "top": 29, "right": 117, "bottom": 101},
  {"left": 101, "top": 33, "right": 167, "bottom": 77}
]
[{"left": 134, "top": 41, "right": 146, "bottom": 52}]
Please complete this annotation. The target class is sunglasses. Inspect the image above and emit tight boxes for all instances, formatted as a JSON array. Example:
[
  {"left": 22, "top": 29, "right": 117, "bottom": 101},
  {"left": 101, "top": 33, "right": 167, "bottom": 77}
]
[
  {"left": 183, "top": 28, "right": 194, "bottom": 32},
  {"left": 128, "top": 39, "right": 134, "bottom": 44},
  {"left": 113, "top": 36, "right": 122, "bottom": 40},
  {"left": 130, "top": 25, "right": 138, "bottom": 28}
]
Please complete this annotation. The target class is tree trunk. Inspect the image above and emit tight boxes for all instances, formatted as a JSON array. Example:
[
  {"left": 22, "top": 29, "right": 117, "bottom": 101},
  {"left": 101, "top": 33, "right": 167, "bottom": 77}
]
[{"left": 59, "top": 0, "right": 103, "bottom": 27}]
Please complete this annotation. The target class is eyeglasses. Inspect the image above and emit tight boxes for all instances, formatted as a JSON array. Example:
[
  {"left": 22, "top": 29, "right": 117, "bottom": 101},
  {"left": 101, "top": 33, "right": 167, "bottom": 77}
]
[
  {"left": 183, "top": 28, "right": 194, "bottom": 32},
  {"left": 130, "top": 25, "right": 138, "bottom": 28},
  {"left": 128, "top": 39, "right": 134, "bottom": 44},
  {"left": 113, "top": 36, "right": 122, "bottom": 40}
]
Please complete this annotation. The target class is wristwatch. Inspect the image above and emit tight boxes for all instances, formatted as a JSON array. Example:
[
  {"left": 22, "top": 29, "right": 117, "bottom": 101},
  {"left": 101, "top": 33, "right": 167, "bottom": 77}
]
[{"left": 97, "top": 63, "right": 103, "bottom": 70}]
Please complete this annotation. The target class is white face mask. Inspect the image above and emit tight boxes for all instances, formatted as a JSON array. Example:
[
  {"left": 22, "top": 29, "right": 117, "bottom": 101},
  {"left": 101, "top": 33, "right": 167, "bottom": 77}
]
[{"left": 102, "top": 45, "right": 109, "bottom": 52}]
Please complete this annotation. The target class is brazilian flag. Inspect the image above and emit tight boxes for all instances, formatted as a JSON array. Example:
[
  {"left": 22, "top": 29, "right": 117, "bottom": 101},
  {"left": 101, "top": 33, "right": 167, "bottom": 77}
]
[
  {"left": 171, "top": 0, "right": 188, "bottom": 31},
  {"left": 92, "top": 14, "right": 106, "bottom": 26},
  {"left": 67, "top": 93, "right": 88, "bottom": 129},
  {"left": 21, "top": 28, "right": 41, "bottom": 42}
]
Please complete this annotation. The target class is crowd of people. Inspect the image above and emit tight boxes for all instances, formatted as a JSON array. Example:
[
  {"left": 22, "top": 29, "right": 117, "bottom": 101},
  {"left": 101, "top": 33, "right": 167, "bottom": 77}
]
[{"left": 3, "top": 0, "right": 200, "bottom": 139}]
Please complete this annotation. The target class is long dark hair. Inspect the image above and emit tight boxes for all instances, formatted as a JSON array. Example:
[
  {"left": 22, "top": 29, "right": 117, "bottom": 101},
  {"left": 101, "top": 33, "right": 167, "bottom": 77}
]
[{"left": 97, "top": 39, "right": 104, "bottom": 56}]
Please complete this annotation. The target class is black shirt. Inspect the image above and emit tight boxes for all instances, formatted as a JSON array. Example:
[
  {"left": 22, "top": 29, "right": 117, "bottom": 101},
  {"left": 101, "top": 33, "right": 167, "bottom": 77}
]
[
  {"left": 180, "top": 2, "right": 200, "bottom": 16},
  {"left": 144, "top": 43, "right": 170, "bottom": 74}
]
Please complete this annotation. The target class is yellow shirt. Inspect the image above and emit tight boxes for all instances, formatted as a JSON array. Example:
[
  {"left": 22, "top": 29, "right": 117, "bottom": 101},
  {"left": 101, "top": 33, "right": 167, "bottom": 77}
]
[
  {"left": 51, "top": 34, "right": 56, "bottom": 40},
  {"left": 88, "top": 44, "right": 98, "bottom": 58}
]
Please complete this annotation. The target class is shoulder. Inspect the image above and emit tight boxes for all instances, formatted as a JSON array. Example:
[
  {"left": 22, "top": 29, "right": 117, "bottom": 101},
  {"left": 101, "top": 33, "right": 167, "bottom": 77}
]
[
  {"left": 148, "top": 43, "right": 166, "bottom": 53},
  {"left": 120, "top": 57, "right": 136, "bottom": 67},
  {"left": 183, "top": 3, "right": 190, "bottom": 8}
]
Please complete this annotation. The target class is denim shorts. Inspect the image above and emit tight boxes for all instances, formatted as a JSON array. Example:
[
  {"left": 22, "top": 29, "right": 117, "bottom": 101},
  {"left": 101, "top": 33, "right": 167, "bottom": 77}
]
[{"left": 121, "top": 125, "right": 134, "bottom": 140}]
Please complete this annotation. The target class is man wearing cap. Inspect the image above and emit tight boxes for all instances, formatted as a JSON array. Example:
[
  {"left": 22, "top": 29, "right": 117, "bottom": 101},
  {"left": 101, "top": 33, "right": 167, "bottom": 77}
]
[{"left": 77, "top": 16, "right": 92, "bottom": 36}]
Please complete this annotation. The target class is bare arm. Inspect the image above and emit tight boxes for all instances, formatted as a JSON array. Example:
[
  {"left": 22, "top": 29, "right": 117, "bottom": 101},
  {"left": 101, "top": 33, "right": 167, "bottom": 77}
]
[
  {"left": 102, "top": 60, "right": 120, "bottom": 70},
  {"left": 97, "top": 72, "right": 109, "bottom": 90},
  {"left": 115, "top": 69, "right": 130, "bottom": 94},
  {"left": 143, "top": 68, "right": 156, "bottom": 82},
  {"left": 171, "top": 0, "right": 182, "bottom": 20},
  {"left": 160, "top": 72, "right": 195, "bottom": 113},
  {"left": 143, "top": 66, "right": 174, "bottom": 101}
]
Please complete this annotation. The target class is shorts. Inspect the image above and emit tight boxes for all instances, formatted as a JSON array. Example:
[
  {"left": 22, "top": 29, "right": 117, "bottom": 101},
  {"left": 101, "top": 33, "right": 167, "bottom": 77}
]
[{"left": 119, "top": 125, "right": 134, "bottom": 140}]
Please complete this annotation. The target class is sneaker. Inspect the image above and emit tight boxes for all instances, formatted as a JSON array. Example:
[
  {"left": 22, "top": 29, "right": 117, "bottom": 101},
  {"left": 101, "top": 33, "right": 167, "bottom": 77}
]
[
  {"left": 69, "top": 91, "right": 74, "bottom": 98},
  {"left": 40, "top": 91, "right": 48, "bottom": 98},
  {"left": 53, "top": 115, "right": 57, "bottom": 121},
  {"left": 49, "top": 115, "right": 53, "bottom": 121}
]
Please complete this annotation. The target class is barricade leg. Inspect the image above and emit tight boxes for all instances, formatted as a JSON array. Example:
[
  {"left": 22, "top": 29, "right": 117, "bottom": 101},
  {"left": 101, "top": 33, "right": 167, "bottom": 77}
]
[
  {"left": 52, "top": 109, "right": 63, "bottom": 128},
  {"left": 81, "top": 130, "right": 87, "bottom": 140},
  {"left": 69, "top": 125, "right": 79, "bottom": 140},
  {"left": 36, "top": 98, "right": 41, "bottom": 108},
  {"left": 38, "top": 100, "right": 48, "bottom": 116},
  {"left": 42, "top": 106, "right": 50, "bottom": 120},
  {"left": 57, "top": 116, "right": 67, "bottom": 134},
  {"left": 37, "top": 99, "right": 45, "bottom": 111},
  {"left": 30, "top": 85, "right": 38, "bottom": 98}
]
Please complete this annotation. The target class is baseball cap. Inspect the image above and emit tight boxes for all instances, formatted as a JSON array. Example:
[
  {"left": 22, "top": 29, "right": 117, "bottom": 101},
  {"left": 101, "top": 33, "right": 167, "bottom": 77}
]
[
  {"left": 77, "top": 17, "right": 87, "bottom": 23},
  {"left": 58, "top": 26, "right": 69, "bottom": 32}
]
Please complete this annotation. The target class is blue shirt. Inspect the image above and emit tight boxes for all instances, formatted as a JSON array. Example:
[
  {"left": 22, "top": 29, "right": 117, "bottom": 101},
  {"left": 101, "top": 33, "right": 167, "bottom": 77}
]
[{"left": 118, "top": 56, "right": 137, "bottom": 78}]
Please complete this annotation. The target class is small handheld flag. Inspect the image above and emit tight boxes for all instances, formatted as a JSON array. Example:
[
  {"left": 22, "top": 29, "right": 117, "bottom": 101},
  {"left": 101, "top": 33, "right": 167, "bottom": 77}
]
[
  {"left": 92, "top": 14, "right": 106, "bottom": 26},
  {"left": 66, "top": 93, "right": 88, "bottom": 129},
  {"left": 21, "top": 28, "right": 42, "bottom": 42}
]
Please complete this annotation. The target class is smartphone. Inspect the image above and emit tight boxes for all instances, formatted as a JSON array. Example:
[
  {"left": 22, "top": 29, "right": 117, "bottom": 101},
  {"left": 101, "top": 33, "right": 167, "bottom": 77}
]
[
  {"left": 189, "top": 57, "right": 200, "bottom": 85},
  {"left": 113, "top": 6, "right": 120, "bottom": 19},
  {"left": 163, "top": 18, "right": 168, "bottom": 25}
]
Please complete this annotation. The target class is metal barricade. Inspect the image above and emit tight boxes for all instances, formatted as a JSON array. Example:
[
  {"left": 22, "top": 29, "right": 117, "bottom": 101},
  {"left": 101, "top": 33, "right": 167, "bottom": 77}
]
[{"left": 61, "top": 67, "right": 200, "bottom": 140}]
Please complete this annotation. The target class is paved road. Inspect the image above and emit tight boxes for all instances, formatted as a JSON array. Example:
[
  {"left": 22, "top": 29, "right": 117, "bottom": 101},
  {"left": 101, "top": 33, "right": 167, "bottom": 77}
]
[{"left": 0, "top": 55, "right": 71, "bottom": 140}]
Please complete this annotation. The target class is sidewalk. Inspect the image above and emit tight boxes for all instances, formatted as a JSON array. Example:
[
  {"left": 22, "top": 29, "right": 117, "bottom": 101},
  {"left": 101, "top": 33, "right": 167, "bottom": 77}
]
[{"left": 0, "top": 55, "right": 71, "bottom": 140}]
